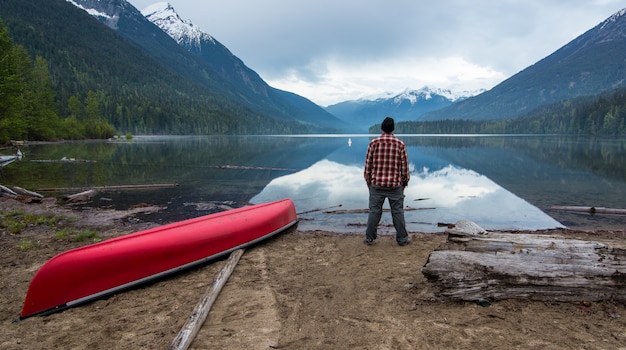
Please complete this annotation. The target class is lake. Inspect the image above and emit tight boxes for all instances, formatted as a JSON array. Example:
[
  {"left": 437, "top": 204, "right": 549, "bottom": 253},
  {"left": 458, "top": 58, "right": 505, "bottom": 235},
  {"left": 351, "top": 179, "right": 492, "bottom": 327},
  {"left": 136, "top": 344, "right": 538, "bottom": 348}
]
[{"left": 2, "top": 135, "right": 625, "bottom": 234}]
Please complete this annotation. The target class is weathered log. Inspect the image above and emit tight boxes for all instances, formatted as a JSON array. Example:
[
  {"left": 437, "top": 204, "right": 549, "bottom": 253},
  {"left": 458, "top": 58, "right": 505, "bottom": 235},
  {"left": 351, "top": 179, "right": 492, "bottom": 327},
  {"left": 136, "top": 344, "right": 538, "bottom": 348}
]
[
  {"left": 0, "top": 184, "right": 18, "bottom": 196},
  {"left": 169, "top": 249, "right": 245, "bottom": 350},
  {"left": 325, "top": 207, "right": 434, "bottom": 214},
  {"left": 549, "top": 205, "right": 626, "bottom": 215},
  {"left": 297, "top": 204, "right": 343, "bottom": 215},
  {"left": 12, "top": 186, "right": 44, "bottom": 198},
  {"left": 64, "top": 189, "right": 97, "bottom": 203},
  {"left": 37, "top": 183, "right": 179, "bottom": 192},
  {"left": 30, "top": 157, "right": 95, "bottom": 163},
  {"left": 212, "top": 165, "right": 296, "bottom": 171},
  {"left": 422, "top": 230, "right": 626, "bottom": 303}
]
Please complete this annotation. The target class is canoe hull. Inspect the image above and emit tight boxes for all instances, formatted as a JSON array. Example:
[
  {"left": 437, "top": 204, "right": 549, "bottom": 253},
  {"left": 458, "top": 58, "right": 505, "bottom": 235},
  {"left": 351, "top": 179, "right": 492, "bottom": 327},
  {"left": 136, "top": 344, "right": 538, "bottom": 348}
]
[{"left": 20, "top": 199, "right": 297, "bottom": 319}]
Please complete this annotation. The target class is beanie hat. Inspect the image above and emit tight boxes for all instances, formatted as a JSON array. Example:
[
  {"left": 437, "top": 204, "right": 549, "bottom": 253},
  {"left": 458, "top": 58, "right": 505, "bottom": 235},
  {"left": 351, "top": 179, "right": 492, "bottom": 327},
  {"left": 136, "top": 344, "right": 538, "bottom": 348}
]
[{"left": 381, "top": 117, "right": 395, "bottom": 133}]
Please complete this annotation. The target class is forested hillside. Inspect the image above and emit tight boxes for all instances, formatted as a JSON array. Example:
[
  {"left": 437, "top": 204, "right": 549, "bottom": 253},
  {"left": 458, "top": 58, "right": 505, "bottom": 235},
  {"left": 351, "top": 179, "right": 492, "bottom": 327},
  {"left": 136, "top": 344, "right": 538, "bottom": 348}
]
[
  {"left": 0, "top": 20, "right": 115, "bottom": 143},
  {"left": 392, "top": 87, "right": 626, "bottom": 136},
  {"left": 0, "top": 0, "right": 313, "bottom": 139},
  {"left": 420, "top": 8, "right": 626, "bottom": 122}
]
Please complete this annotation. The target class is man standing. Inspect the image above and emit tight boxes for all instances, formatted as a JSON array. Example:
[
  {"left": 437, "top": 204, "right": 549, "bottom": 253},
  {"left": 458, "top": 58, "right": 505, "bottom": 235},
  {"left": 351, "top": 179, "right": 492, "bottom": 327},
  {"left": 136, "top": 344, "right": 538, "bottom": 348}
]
[{"left": 363, "top": 117, "right": 410, "bottom": 246}]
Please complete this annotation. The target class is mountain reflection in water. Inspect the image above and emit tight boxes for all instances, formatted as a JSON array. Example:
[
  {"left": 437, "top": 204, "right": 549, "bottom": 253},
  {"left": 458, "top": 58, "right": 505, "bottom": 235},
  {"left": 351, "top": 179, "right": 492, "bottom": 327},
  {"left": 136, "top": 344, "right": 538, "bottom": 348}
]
[
  {"left": 3, "top": 135, "right": 625, "bottom": 233},
  {"left": 251, "top": 159, "right": 564, "bottom": 233}
]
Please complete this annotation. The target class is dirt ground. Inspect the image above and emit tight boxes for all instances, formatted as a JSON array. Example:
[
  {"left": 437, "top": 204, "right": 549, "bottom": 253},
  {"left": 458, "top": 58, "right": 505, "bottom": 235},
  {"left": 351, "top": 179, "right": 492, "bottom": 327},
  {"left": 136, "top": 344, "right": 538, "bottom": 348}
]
[{"left": 1, "top": 196, "right": 625, "bottom": 349}]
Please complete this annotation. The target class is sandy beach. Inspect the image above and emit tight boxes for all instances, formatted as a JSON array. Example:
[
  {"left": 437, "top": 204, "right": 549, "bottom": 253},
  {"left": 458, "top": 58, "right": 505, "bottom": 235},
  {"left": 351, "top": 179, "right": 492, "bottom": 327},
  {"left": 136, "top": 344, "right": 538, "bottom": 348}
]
[{"left": 1, "top": 196, "right": 625, "bottom": 349}]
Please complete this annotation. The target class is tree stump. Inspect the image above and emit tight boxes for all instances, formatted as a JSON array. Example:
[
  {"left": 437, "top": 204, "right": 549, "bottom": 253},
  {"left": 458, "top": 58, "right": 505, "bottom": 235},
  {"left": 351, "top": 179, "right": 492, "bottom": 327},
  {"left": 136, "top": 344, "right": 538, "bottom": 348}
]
[{"left": 421, "top": 228, "right": 626, "bottom": 303}]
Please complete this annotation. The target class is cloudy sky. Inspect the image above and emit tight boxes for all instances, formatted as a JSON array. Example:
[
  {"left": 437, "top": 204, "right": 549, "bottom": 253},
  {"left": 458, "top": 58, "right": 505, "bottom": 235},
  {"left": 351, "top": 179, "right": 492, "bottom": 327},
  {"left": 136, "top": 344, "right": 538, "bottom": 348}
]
[{"left": 130, "top": 1, "right": 624, "bottom": 106}]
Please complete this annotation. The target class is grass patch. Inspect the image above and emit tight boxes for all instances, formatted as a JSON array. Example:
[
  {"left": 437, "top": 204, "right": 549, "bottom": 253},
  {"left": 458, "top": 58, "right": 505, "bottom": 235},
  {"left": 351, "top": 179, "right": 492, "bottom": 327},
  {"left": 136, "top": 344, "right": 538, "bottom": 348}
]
[
  {"left": 52, "top": 228, "right": 102, "bottom": 242},
  {"left": 19, "top": 239, "right": 41, "bottom": 250},
  {"left": 73, "top": 229, "right": 101, "bottom": 242},
  {"left": 53, "top": 228, "right": 71, "bottom": 240},
  {"left": 1, "top": 210, "right": 70, "bottom": 235},
  {"left": 1, "top": 210, "right": 101, "bottom": 243},
  {"left": 6, "top": 221, "right": 26, "bottom": 234}
]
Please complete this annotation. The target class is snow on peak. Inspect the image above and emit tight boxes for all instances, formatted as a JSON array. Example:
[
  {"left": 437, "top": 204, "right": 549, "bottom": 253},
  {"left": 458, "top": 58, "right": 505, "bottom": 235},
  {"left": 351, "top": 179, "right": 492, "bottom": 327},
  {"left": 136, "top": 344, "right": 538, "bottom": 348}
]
[
  {"left": 142, "top": 2, "right": 214, "bottom": 48},
  {"left": 361, "top": 86, "right": 484, "bottom": 105},
  {"left": 600, "top": 7, "right": 626, "bottom": 29}
]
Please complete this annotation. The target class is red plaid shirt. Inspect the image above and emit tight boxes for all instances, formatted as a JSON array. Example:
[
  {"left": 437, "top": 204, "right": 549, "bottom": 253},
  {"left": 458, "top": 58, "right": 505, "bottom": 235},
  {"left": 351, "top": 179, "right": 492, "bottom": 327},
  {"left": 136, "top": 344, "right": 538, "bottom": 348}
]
[{"left": 364, "top": 132, "right": 409, "bottom": 188}]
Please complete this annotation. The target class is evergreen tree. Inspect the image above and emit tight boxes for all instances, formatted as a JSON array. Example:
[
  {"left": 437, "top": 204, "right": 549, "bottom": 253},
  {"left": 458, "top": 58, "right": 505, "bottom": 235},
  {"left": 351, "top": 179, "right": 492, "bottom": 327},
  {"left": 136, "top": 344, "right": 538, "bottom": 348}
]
[
  {"left": 0, "top": 23, "right": 29, "bottom": 141},
  {"left": 0, "top": 19, "right": 115, "bottom": 142},
  {"left": 24, "top": 56, "right": 60, "bottom": 140}
]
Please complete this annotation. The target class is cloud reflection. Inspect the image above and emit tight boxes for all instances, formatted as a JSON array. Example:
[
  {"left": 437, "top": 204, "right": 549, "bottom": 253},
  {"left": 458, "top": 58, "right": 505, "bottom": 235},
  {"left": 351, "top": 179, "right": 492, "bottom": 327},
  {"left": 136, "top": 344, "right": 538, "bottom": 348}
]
[{"left": 251, "top": 160, "right": 564, "bottom": 233}]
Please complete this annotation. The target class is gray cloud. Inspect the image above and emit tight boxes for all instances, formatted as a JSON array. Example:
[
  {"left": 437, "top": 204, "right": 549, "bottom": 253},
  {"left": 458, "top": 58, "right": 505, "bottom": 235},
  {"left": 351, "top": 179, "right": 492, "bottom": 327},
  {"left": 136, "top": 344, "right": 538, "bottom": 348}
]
[{"left": 130, "top": 0, "right": 624, "bottom": 105}]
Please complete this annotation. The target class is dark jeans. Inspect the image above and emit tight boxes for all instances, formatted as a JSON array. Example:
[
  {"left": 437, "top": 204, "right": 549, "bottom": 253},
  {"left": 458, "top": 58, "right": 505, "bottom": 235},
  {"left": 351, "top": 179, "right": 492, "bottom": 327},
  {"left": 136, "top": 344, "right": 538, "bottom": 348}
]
[{"left": 365, "top": 184, "right": 409, "bottom": 243}]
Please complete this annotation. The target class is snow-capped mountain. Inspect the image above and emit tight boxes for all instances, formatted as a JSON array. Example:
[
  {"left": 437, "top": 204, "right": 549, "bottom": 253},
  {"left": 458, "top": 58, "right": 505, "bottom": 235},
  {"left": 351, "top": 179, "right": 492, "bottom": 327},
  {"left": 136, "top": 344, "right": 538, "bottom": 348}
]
[
  {"left": 66, "top": 0, "right": 348, "bottom": 132},
  {"left": 364, "top": 87, "right": 483, "bottom": 104},
  {"left": 139, "top": 2, "right": 268, "bottom": 94},
  {"left": 142, "top": 2, "right": 215, "bottom": 51},
  {"left": 325, "top": 87, "right": 483, "bottom": 132},
  {"left": 140, "top": 2, "right": 351, "bottom": 132}
]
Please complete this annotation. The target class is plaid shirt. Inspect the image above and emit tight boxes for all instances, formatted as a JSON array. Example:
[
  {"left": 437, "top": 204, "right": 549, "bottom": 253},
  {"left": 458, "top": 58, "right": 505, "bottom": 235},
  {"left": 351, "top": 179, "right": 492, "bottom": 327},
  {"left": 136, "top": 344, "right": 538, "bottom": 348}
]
[{"left": 364, "top": 132, "right": 409, "bottom": 188}]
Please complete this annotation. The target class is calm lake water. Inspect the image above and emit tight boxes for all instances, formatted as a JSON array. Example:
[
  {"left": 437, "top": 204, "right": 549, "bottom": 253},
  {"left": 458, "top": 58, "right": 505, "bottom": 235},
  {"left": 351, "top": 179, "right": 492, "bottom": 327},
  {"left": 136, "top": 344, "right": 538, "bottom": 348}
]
[{"left": 2, "top": 135, "right": 625, "bottom": 233}]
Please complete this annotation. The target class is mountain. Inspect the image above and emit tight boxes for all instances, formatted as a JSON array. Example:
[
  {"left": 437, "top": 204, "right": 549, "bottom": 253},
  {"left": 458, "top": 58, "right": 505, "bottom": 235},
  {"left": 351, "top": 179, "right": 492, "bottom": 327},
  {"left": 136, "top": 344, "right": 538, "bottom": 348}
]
[
  {"left": 71, "top": 0, "right": 347, "bottom": 132},
  {"left": 325, "top": 87, "right": 482, "bottom": 132},
  {"left": 139, "top": 2, "right": 349, "bottom": 132},
  {"left": 68, "top": 0, "right": 237, "bottom": 100},
  {"left": 1, "top": 0, "right": 303, "bottom": 134},
  {"left": 141, "top": 2, "right": 266, "bottom": 95},
  {"left": 0, "top": 0, "right": 344, "bottom": 135},
  {"left": 420, "top": 7, "right": 626, "bottom": 122}
]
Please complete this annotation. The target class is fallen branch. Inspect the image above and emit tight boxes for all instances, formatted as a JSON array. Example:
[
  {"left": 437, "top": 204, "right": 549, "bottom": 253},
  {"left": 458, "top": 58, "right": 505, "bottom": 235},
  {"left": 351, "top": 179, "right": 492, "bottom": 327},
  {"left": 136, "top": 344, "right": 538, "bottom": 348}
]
[
  {"left": 30, "top": 157, "right": 96, "bottom": 163},
  {"left": 169, "top": 249, "right": 245, "bottom": 350},
  {"left": 325, "top": 207, "right": 435, "bottom": 214},
  {"left": 0, "top": 184, "right": 18, "bottom": 196},
  {"left": 64, "top": 189, "right": 97, "bottom": 203},
  {"left": 211, "top": 165, "right": 296, "bottom": 171},
  {"left": 549, "top": 205, "right": 626, "bottom": 215},
  {"left": 298, "top": 204, "right": 342, "bottom": 215},
  {"left": 12, "top": 186, "right": 44, "bottom": 199},
  {"left": 37, "top": 183, "right": 179, "bottom": 192}
]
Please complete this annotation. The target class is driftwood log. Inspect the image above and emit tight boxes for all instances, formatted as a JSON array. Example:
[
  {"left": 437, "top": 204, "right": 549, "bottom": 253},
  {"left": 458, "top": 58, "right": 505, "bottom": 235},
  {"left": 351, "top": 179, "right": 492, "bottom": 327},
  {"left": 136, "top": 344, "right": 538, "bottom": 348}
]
[
  {"left": 12, "top": 186, "right": 44, "bottom": 198},
  {"left": 422, "top": 224, "right": 626, "bottom": 303},
  {"left": 324, "top": 207, "right": 434, "bottom": 214},
  {"left": 549, "top": 205, "right": 626, "bottom": 215},
  {"left": 0, "top": 184, "right": 18, "bottom": 196},
  {"left": 37, "top": 183, "right": 179, "bottom": 192},
  {"left": 64, "top": 189, "right": 97, "bottom": 203},
  {"left": 170, "top": 249, "right": 245, "bottom": 350}
]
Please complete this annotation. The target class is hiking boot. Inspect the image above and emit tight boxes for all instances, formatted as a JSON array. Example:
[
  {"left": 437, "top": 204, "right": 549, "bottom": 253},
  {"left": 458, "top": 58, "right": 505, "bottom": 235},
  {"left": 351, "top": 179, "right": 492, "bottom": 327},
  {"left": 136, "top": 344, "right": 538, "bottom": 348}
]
[
  {"left": 364, "top": 238, "right": 374, "bottom": 245},
  {"left": 398, "top": 240, "right": 411, "bottom": 246}
]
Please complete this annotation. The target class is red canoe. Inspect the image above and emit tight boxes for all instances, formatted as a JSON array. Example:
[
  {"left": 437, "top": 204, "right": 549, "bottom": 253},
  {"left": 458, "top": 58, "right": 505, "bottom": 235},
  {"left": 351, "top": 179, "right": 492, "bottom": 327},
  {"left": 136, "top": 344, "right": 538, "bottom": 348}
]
[{"left": 20, "top": 198, "right": 297, "bottom": 319}]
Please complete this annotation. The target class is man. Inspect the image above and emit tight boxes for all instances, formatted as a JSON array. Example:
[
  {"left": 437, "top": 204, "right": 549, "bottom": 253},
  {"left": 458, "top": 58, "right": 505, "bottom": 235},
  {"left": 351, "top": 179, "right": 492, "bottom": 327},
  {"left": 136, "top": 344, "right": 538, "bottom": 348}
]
[{"left": 363, "top": 117, "right": 410, "bottom": 246}]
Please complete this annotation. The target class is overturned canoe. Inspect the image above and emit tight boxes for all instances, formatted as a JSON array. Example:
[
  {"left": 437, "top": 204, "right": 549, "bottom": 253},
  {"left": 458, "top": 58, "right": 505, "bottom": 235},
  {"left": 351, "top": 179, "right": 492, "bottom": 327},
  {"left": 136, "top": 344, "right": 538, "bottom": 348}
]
[{"left": 20, "top": 198, "right": 297, "bottom": 319}]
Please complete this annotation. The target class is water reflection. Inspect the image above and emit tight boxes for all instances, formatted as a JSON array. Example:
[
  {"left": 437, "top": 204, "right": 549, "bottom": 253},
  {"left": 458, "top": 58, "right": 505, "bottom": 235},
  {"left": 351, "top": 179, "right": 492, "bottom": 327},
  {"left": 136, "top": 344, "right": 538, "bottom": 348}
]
[
  {"left": 251, "top": 159, "right": 564, "bottom": 233},
  {"left": 2, "top": 135, "right": 624, "bottom": 232}
]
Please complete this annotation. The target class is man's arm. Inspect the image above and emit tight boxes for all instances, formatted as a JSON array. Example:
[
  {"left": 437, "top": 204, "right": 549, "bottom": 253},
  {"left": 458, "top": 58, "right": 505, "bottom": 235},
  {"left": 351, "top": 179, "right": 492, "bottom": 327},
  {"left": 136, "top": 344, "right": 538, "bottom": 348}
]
[
  {"left": 364, "top": 143, "right": 375, "bottom": 187},
  {"left": 401, "top": 146, "right": 409, "bottom": 187}
]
